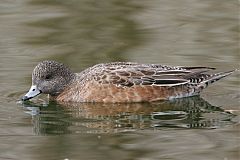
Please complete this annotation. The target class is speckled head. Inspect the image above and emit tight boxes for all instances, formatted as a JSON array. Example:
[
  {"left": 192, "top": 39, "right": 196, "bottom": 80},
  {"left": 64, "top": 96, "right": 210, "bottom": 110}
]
[{"left": 22, "top": 60, "right": 75, "bottom": 101}]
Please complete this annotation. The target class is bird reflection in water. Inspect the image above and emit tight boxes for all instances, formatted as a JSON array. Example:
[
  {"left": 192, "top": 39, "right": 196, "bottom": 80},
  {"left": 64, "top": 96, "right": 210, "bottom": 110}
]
[{"left": 21, "top": 96, "right": 236, "bottom": 135}]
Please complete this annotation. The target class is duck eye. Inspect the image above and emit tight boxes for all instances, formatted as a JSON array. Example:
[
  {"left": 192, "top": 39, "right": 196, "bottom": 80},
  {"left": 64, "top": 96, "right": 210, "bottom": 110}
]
[{"left": 45, "top": 75, "right": 51, "bottom": 80}]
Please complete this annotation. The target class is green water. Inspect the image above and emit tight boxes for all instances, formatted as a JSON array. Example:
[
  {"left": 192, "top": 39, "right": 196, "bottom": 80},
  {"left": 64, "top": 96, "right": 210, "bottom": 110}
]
[{"left": 0, "top": 0, "right": 239, "bottom": 160}]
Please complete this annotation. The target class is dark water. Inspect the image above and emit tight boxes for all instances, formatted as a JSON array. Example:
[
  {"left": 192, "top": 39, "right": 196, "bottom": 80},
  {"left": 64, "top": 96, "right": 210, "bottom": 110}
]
[{"left": 0, "top": 0, "right": 239, "bottom": 160}]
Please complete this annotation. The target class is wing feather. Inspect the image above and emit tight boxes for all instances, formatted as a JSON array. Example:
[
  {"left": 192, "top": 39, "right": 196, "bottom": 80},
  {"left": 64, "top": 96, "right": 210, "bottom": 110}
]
[{"left": 90, "top": 62, "right": 218, "bottom": 87}]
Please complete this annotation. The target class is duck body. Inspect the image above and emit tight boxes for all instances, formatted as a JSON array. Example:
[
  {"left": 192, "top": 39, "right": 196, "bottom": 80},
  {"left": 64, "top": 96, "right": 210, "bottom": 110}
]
[{"left": 22, "top": 61, "right": 235, "bottom": 103}]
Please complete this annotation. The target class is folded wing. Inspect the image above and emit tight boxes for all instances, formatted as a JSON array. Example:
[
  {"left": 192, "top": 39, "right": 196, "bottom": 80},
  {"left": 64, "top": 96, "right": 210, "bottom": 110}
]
[{"left": 94, "top": 63, "right": 218, "bottom": 87}]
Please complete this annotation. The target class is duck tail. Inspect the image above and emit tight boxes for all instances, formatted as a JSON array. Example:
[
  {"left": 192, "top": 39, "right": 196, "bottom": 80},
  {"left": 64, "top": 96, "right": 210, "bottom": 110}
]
[{"left": 199, "top": 69, "right": 237, "bottom": 89}]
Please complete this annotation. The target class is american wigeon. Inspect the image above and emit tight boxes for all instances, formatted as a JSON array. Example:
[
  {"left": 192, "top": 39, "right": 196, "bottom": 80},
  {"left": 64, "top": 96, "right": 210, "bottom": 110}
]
[{"left": 22, "top": 60, "right": 235, "bottom": 103}]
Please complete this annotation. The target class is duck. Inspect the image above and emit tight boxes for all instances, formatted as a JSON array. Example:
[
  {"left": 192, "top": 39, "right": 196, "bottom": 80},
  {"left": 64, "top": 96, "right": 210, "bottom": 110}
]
[{"left": 22, "top": 60, "right": 235, "bottom": 103}]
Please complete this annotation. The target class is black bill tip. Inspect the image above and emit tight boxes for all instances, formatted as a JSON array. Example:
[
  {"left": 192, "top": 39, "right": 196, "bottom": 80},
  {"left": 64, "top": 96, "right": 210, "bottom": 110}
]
[{"left": 21, "top": 96, "right": 32, "bottom": 101}]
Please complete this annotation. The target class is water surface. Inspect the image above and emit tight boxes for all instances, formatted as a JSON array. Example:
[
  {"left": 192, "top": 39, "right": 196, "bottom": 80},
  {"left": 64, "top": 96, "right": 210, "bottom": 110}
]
[{"left": 0, "top": 0, "right": 239, "bottom": 160}]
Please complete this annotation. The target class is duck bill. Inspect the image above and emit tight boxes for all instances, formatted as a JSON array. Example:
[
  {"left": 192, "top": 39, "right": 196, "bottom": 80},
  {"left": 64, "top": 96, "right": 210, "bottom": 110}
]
[{"left": 22, "top": 85, "right": 42, "bottom": 101}]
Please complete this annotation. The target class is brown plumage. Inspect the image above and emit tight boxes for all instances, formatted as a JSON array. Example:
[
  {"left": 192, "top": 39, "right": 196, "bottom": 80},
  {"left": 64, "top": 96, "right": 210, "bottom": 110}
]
[{"left": 22, "top": 60, "right": 235, "bottom": 103}]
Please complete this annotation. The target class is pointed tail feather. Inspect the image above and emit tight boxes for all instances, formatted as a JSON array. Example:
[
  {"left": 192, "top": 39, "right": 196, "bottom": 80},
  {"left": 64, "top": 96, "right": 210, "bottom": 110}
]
[{"left": 199, "top": 69, "right": 236, "bottom": 88}]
